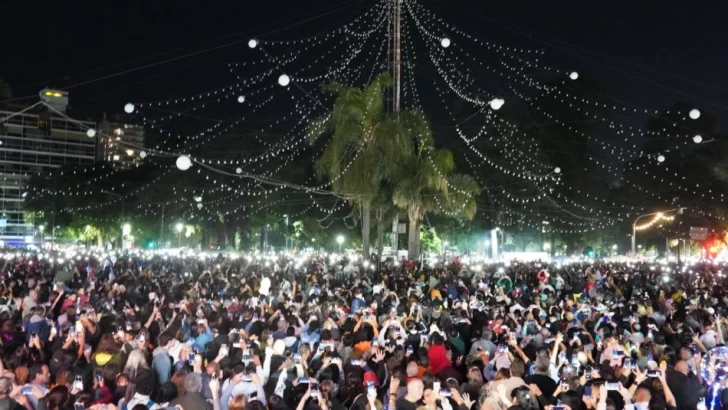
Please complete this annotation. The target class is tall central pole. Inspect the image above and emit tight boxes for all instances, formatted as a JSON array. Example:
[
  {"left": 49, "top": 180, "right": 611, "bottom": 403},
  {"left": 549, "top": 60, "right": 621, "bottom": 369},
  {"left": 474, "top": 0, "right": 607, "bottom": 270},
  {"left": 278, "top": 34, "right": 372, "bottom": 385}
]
[
  {"left": 393, "top": 0, "right": 402, "bottom": 113},
  {"left": 391, "top": 0, "right": 402, "bottom": 258}
]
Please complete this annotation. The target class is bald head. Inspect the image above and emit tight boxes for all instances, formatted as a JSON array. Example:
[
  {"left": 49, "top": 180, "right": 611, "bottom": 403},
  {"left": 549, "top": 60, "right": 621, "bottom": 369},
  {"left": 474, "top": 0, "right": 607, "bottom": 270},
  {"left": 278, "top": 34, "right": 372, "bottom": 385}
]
[{"left": 406, "top": 379, "right": 424, "bottom": 401}]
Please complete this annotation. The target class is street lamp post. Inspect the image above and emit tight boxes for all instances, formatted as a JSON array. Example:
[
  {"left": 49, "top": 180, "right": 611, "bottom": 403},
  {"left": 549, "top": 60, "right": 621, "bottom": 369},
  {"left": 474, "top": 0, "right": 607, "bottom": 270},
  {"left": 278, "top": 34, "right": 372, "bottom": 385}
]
[
  {"left": 176, "top": 223, "right": 184, "bottom": 247},
  {"left": 336, "top": 235, "right": 344, "bottom": 252},
  {"left": 631, "top": 209, "right": 679, "bottom": 256},
  {"left": 39, "top": 225, "right": 44, "bottom": 248},
  {"left": 101, "top": 190, "right": 125, "bottom": 249}
]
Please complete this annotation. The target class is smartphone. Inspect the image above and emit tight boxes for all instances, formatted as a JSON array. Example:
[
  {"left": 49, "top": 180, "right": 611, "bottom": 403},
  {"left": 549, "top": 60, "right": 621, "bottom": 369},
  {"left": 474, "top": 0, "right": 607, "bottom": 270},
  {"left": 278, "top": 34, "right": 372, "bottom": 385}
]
[
  {"left": 188, "top": 353, "right": 195, "bottom": 362},
  {"left": 21, "top": 386, "right": 32, "bottom": 395},
  {"left": 69, "top": 328, "right": 76, "bottom": 337},
  {"left": 611, "top": 350, "right": 624, "bottom": 360},
  {"left": 242, "top": 375, "right": 253, "bottom": 382},
  {"left": 219, "top": 344, "right": 229, "bottom": 357},
  {"left": 294, "top": 353, "right": 302, "bottom": 364},
  {"left": 311, "top": 383, "right": 319, "bottom": 397},
  {"left": 561, "top": 382, "right": 568, "bottom": 391},
  {"left": 298, "top": 377, "right": 310, "bottom": 383},
  {"left": 498, "top": 344, "right": 508, "bottom": 353},
  {"left": 73, "top": 375, "right": 83, "bottom": 391},
  {"left": 607, "top": 382, "right": 620, "bottom": 391},
  {"left": 74, "top": 403, "right": 85, "bottom": 410},
  {"left": 351, "top": 359, "right": 363, "bottom": 366},
  {"left": 372, "top": 337, "right": 378, "bottom": 345},
  {"left": 647, "top": 370, "right": 661, "bottom": 378},
  {"left": 434, "top": 382, "right": 441, "bottom": 392},
  {"left": 584, "top": 386, "right": 592, "bottom": 396},
  {"left": 624, "top": 358, "right": 632, "bottom": 367},
  {"left": 439, "top": 389, "right": 452, "bottom": 397},
  {"left": 407, "top": 345, "right": 414, "bottom": 354},
  {"left": 367, "top": 381, "right": 376, "bottom": 395},
  {"left": 553, "top": 407, "right": 565, "bottom": 410}
]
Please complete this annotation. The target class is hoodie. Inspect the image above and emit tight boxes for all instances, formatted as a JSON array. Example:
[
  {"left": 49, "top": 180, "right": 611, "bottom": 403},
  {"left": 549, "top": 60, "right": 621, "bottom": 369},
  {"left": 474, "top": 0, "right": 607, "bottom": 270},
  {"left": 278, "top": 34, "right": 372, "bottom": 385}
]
[
  {"left": 152, "top": 347, "right": 172, "bottom": 384},
  {"left": 428, "top": 344, "right": 450, "bottom": 375}
]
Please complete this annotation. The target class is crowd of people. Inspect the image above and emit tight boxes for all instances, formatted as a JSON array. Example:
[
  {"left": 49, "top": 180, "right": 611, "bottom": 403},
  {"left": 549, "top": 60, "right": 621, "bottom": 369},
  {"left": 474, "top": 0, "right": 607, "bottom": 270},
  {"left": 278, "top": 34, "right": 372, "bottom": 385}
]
[{"left": 0, "top": 250, "right": 724, "bottom": 410}]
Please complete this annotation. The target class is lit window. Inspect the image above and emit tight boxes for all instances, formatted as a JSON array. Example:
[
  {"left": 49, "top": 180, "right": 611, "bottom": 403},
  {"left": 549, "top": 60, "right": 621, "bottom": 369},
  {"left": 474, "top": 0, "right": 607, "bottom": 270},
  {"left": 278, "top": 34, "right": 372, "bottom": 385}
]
[
  {"left": 126, "top": 150, "right": 134, "bottom": 156},
  {"left": 113, "top": 155, "right": 120, "bottom": 161}
]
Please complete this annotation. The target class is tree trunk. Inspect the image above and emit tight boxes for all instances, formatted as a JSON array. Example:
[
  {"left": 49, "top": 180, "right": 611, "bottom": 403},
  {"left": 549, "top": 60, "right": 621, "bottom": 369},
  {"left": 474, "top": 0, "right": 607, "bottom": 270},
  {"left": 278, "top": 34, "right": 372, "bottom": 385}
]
[
  {"left": 407, "top": 210, "right": 421, "bottom": 261},
  {"left": 392, "top": 212, "right": 399, "bottom": 252},
  {"left": 376, "top": 212, "right": 384, "bottom": 260},
  {"left": 361, "top": 199, "right": 371, "bottom": 258}
]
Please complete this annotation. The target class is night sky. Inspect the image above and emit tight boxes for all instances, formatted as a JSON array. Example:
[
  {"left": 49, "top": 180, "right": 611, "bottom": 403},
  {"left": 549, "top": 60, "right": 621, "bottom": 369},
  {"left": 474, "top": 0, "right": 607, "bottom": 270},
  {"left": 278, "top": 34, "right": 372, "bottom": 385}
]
[{"left": 2, "top": 0, "right": 726, "bottom": 129}]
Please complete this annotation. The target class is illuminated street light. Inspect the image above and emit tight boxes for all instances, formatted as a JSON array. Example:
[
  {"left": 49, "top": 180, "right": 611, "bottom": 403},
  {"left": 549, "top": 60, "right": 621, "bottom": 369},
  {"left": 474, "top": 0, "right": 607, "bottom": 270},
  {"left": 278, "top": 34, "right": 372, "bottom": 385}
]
[
  {"left": 336, "top": 235, "right": 344, "bottom": 252},
  {"left": 176, "top": 223, "right": 184, "bottom": 247}
]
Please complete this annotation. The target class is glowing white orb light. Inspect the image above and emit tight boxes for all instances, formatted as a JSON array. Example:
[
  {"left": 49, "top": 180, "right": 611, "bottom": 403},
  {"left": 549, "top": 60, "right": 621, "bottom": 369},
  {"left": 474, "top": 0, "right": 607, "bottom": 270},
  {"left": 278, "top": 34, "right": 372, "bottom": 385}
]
[
  {"left": 569, "top": 72, "right": 579, "bottom": 80},
  {"left": 693, "top": 135, "right": 703, "bottom": 144},
  {"left": 124, "top": 103, "right": 135, "bottom": 114},
  {"left": 176, "top": 155, "right": 192, "bottom": 171},
  {"left": 248, "top": 39, "right": 258, "bottom": 49},
  {"left": 237, "top": 96, "right": 245, "bottom": 103},
  {"left": 489, "top": 98, "right": 504, "bottom": 110},
  {"left": 554, "top": 167, "right": 561, "bottom": 174},
  {"left": 441, "top": 37, "right": 451, "bottom": 48},
  {"left": 139, "top": 151, "right": 147, "bottom": 159},
  {"left": 236, "top": 167, "right": 242, "bottom": 174},
  {"left": 278, "top": 74, "right": 291, "bottom": 86},
  {"left": 196, "top": 203, "right": 203, "bottom": 210},
  {"left": 689, "top": 109, "right": 701, "bottom": 120},
  {"left": 86, "top": 128, "right": 96, "bottom": 138},
  {"left": 657, "top": 155, "right": 666, "bottom": 163}
]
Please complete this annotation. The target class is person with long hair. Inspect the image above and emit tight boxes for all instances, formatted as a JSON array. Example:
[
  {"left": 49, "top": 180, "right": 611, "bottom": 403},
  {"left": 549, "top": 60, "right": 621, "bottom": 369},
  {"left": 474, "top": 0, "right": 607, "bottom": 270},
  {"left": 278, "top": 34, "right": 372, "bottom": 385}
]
[
  {"left": 124, "top": 349, "right": 151, "bottom": 374},
  {"left": 93, "top": 333, "right": 124, "bottom": 372},
  {"left": 39, "top": 386, "right": 70, "bottom": 410}
]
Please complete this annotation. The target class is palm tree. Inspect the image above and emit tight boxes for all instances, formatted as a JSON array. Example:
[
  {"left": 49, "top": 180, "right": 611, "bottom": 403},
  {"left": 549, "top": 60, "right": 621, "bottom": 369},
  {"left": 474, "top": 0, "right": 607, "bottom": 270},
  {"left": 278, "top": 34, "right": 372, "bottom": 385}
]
[
  {"left": 393, "top": 147, "right": 480, "bottom": 260},
  {"left": 308, "top": 73, "right": 430, "bottom": 258}
]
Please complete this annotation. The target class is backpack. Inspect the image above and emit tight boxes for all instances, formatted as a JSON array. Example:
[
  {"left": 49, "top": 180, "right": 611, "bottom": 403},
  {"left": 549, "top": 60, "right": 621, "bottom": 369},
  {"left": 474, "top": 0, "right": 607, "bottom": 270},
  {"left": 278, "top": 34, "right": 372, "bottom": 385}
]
[{"left": 122, "top": 400, "right": 155, "bottom": 410}]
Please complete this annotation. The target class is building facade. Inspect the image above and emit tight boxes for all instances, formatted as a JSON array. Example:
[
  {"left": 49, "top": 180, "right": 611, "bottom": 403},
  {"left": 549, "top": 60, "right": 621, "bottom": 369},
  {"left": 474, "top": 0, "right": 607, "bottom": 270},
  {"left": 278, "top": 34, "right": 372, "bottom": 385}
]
[
  {"left": 98, "top": 113, "right": 145, "bottom": 170},
  {"left": 0, "top": 91, "right": 96, "bottom": 243}
]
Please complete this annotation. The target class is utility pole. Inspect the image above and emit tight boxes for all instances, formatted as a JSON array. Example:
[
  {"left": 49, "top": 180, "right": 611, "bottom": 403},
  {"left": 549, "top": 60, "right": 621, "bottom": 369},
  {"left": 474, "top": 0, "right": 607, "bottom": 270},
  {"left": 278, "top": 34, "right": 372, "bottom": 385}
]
[
  {"left": 160, "top": 204, "right": 165, "bottom": 248},
  {"left": 391, "top": 0, "right": 402, "bottom": 259}
]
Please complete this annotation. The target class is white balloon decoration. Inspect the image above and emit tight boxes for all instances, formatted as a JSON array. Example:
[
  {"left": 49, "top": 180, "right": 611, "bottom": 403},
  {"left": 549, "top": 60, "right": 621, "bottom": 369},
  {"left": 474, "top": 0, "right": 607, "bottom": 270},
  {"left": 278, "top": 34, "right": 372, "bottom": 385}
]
[
  {"left": 248, "top": 39, "right": 258, "bottom": 49},
  {"left": 278, "top": 74, "right": 291, "bottom": 86},
  {"left": 569, "top": 72, "right": 579, "bottom": 80},
  {"left": 139, "top": 151, "right": 147, "bottom": 159},
  {"left": 86, "top": 129, "right": 96, "bottom": 138},
  {"left": 489, "top": 98, "right": 504, "bottom": 110},
  {"left": 196, "top": 203, "right": 203, "bottom": 210},
  {"left": 693, "top": 135, "right": 703, "bottom": 144},
  {"left": 237, "top": 96, "right": 245, "bottom": 103},
  {"left": 441, "top": 37, "right": 451, "bottom": 48},
  {"left": 124, "top": 103, "right": 135, "bottom": 114},
  {"left": 176, "top": 155, "right": 192, "bottom": 171},
  {"left": 554, "top": 167, "right": 561, "bottom": 174},
  {"left": 657, "top": 155, "right": 666, "bottom": 163},
  {"left": 689, "top": 109, "right": 701, "bottom": 119},
  {"left": 236, "top": 168, "right": 243, "bottom": 174}
]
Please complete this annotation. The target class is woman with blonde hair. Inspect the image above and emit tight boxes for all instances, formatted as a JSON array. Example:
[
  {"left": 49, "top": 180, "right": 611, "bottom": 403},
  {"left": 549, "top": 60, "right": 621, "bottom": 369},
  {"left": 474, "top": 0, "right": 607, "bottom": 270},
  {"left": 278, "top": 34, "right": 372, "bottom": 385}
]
[{"left": 124, "top": 349, "right": 150, "bottom": 374}]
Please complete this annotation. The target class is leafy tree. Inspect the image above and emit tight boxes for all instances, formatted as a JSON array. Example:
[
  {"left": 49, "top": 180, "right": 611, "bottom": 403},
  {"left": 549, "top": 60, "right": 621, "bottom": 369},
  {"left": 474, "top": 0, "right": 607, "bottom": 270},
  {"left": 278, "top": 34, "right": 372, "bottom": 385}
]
[
  {"left": 307, "top": 72, "right": 430, "bottom": 258},
  {"left": 393, "top": 147, "right": 480, "bottom": 260}
]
